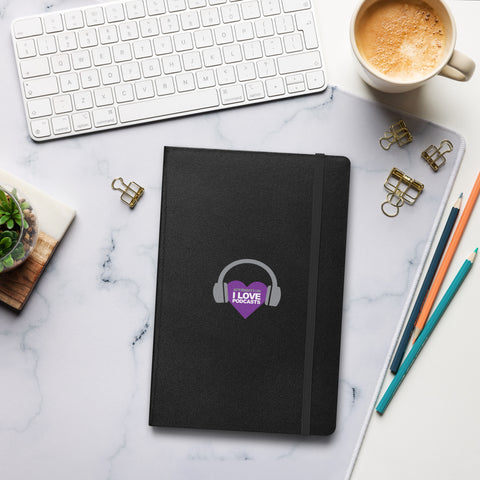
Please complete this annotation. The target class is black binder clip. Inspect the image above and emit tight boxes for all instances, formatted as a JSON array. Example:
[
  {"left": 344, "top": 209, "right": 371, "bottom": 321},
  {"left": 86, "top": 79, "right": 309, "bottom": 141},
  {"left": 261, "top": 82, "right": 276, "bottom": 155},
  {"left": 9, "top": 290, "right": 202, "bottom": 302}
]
[
  {"left": 421, "top": 140, "right": 453, "bottom": 172},
  {"left": 381, "top": 168, "right": 424, "bottom": 217},
  {"left": 111, "top": 177, "right": 144, "bottom": 208},
  {"left": 379, "top": 120, "right": 413, "bottom": 150}
]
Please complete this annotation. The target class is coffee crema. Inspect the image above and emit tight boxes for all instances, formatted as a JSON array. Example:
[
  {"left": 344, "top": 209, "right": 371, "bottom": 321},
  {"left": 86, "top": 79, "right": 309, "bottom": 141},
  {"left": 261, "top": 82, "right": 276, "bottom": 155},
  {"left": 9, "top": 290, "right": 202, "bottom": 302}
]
[{"left": 355, "top": 0, "right": 447, "bottom": 82}]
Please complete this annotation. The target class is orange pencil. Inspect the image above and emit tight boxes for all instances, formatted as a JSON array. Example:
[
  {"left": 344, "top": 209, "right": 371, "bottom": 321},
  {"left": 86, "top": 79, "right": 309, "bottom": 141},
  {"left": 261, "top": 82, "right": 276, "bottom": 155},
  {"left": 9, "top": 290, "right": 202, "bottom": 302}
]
[{"left": 412, "top": 171, "right": 480, "bottom": 343}]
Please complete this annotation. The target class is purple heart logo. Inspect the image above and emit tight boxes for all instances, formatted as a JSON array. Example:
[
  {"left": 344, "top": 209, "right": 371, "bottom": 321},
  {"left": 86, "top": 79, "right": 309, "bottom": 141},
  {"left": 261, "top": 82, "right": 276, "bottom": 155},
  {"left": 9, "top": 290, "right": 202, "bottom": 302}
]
[{"left": 227, "top": 281, "right": 268, "bottom": 319}]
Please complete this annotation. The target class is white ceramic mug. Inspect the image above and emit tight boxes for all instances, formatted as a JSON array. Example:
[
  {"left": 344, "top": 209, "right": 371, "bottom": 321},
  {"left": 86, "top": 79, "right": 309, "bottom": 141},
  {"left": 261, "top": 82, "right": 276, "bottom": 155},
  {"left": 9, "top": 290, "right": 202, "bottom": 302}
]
[{"left": 350, "top": 0, "right": 475, "bottom": 93}]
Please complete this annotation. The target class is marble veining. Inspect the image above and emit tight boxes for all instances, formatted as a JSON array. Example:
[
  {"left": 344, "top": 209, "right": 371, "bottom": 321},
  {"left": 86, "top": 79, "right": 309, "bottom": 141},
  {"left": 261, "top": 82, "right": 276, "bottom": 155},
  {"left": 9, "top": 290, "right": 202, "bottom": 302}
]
[{"left": 0, "top": 1, "right": 466, "bottom": 477}]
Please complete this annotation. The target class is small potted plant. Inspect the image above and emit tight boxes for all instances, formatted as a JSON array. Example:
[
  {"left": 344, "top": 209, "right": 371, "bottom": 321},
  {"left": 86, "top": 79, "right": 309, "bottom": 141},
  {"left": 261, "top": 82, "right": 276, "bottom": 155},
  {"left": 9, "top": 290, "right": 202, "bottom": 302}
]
[{"left": 0, "top": 186, "right": 38, "bottom": 274}]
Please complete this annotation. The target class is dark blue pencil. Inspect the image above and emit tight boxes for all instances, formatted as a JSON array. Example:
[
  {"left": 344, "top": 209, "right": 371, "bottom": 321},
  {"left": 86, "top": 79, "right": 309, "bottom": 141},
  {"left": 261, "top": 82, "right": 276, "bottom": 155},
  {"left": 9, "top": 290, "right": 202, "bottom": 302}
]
[{"left": 390, "top": 193, "right": 462, "bottom": 374}]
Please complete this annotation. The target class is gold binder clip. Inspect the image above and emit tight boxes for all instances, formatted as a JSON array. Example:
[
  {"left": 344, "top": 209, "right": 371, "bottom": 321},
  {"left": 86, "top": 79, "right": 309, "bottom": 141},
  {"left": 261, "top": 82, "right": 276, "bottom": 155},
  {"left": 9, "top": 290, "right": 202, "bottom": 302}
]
[
  {"left": 379, "top": 120, "right": 413, "bottom": 150},
  {"left": 382, "top": 168, "right": 424, "bottom": 217},
  {"left": 111, "top": 177, "right": 144, "bottom": 208},
  {"left": 421, "top": 140, "right": 453, "bottom": 172}
]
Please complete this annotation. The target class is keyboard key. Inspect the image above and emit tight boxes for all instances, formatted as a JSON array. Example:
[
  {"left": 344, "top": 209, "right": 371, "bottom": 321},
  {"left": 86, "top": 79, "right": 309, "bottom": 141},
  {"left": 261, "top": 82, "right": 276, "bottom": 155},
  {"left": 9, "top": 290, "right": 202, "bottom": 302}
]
[
  {"left": 221, "top": 4, "right": 240, "bottom": 23},
  {"left": 85, "top": 7, "right": 105, "bottom": 27},
  {"left": 180, "top": 11, "right": 200, "bottom": 29},
  {"left": 24, "top": 77, "right": 59, "bottom": 98},
  {"left": 277, "top": 50, "right": 321, "bottom": 74},
  {"left": 236, "top": 62, "right": 256, "bottom": 81},
  {"left": 64, "top": 10, "right": 84, "bottom": 30},
  {"left": 176, "top": 72, "right": 195, "bottom": 92},
  {"left": 94, "top": 87, "right": 114, "bottom": 106},
  {"left": 174, "top": 32, "right": 193, "bottom": 51},
  {"left": 153, "top": 36, "right": 173, "bottom": 55},
  {"left": 140, "top": 19, "right": 160, "bottom": 37},
  {"left": 275, "top": 15, "right": 294, "bottom": 34},
  {"left": 92, "top": 47, "right": 112, "bottom": 66},
  {"left": 78, "top": 29, "right": 99, "bottom": 48},
  {"left": 16, "top": 39, "right": 37, "bottom": 59},
  {"left": 51, "top": 54, "right": 71, "bottom": 73},
  {"left": 121, "top": 62, "right": 141, "bottom": 81},
  {"left": 126, "top": 1, "right": 146, "bottom": 19},
  {"left": 57, "top": 32, "right": 78, "bottom": 51},
  {"left": 44, "top": 14, "right": 64, "bottom": 34},
  {"left": 261, "top": 0, "right": 281, "bottom": 16},
  {"left": 193, "top": 29, "right": 214, "bottom": 48},
  {"left": 71, "top": 50, "right": 92, "bottom": 69},
  {"left": 101, "top": 66, "right": 121, "bottom": 84},
  {"left": 14, "top": 18, "right": 43, "bottom": 39},
  {"left": 81, "top": 69, "right": 101, "bottom": 88},
  {"left": 254, "top": 18, "right": 274, "bottom": 37},
  {"left": 133, "top": 39, "right": 153, "bottom": 58},
  {"left": 188, "top": 0, "right": 207, "bottom": 7},
  {"left": 52, "top": 115, "right": 72, "bottom": 135},
  {"left": 217, "top": 65, "right": 236, "bottom": 85},
  {"left": 182, "top": 51, "right": 202, "bottom": 70},
  {"left": 93, "top": 107, "right": 118, "bottom": 127},
  {"left": 105, "top": 3, "right": 125, "bottom": 23},
  {"left": 53, "top": 94, "right": 73, "bottom": 113},
  {"left": 295, "top": 11, "right": 318, "bottom": 49},
  {"left": 214, "top": 25, "right": 234, "bottom": 44},
  {"left": 243, "top": 40, "right": 262, "bottom": 60},
  {"left": 119, "top": 22, "right": 139, "bottom": 41},
  {"left": 234, "top": 22, "right": 254, "bottom": 41},
  {"left": 241, "top": 1, "right": 261, "bottom": 20},
  {"left": 196, "top": 69, "right": 216, "bottom": 88},
  {"left": 73, "top": 90, "right": 94, "bottom": 109},
  {"left": 115, "top": 83, "right": 135, "bottom": 102},
  {"left": 37, "top": 35, "right": 57, "bottom": 55},
  {"left": 223, "top": 44, "right": 242, "bottom": 63},
  {"left": 285, "top": 73, "right": 305, "bottom": 93},
  {"left": 162, "top": 54, "right": 182, "bottom": 73},
  {"left": 266, "top": 77, "right": 284, "bottom": 96},
  {"left": 281, "top": 0, "right": 311, "bottom": 13},
  {"left": 135, "top": 80, "right": 155, "bottom": 99},
  {"left": 27, "top": 97, "right": 52, "bottom": 118},
  {"left": 220, "top": 84, "right": 244, "bottom": 104},
  {"left": 30, "top": 118, "right": 51, "bottom": 138},
  {"left": 146, "top": 0, "right": 167, "bottom": 15},
  {"left": 201, "top": 8, "right": 220, "bottom": 27},
  {"left": 167, "top": 0, "right": 187, "bottom": 12},
  {"left": 246, "top": 81, "right": 265, "bottom": 100},
  {"left": 203, "top": 47, "right": 222, "bottom": 67},
  {"left": 284, "top": 33, "right": 302, "bottom": 53},
  {"left": 99, "top": 25, "right": 119, "bottom": 44},
  {"left": 155, "top": 76, "right": 176, "bottom": 95},
  {"left": 118, "top": 89, "right": 219, "bottom": 122},
  {"left": 257, "top": 58, "right": 276, "bottom": 77},
  {"left": 142, "top": 58, "right": 162, "bottom": 77},
  {"left": 72, "top": 111, "right": 92, "bottom": 130},
  {"left": 264, "top": 37, "right": 283, "bottom": 56},
  {"left": 161, "top": 15, "right": 181, "bottom": 34},
  {"left": 306, "top": 69, "right": 325, "bottom": 89},
  {"left": 59, "top": 72, "right": 80, "bottom": 92}
]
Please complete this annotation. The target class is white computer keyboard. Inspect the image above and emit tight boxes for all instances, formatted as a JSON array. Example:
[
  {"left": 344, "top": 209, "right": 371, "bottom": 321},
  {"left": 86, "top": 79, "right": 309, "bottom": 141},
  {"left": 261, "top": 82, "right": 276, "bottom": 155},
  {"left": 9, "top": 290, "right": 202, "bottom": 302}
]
[{"left": 12, "top": 0, "right": 327, "bottom": 141}]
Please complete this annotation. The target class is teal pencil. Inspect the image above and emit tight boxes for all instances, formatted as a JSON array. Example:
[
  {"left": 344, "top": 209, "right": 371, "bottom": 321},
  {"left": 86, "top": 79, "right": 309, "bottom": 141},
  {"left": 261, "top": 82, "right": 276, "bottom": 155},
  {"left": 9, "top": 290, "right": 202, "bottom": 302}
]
[{"left": 377, "top": 248, "right": 477, "bottom": 414}]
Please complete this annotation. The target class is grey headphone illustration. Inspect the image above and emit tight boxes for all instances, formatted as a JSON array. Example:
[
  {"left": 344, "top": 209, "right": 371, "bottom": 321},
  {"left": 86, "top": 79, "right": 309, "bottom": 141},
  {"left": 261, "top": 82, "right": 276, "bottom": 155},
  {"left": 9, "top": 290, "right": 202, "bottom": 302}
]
[{"left": 212, "top": 259, "right": 281, "bottom": 307}]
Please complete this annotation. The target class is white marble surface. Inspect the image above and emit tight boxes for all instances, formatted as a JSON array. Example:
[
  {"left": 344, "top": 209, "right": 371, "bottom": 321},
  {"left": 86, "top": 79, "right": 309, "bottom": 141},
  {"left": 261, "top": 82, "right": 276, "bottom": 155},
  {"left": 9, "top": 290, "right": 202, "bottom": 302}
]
[{"left": 1, "top": 1, "right": 480, "bottom": 480}]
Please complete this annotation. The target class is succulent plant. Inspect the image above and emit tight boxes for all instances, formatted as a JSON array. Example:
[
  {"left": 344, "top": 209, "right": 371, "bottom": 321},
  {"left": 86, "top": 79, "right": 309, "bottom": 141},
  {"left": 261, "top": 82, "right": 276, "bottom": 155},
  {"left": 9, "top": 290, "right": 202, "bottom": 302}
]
[
  {"left": 0, "top": 230, "right": 25, "bottom": 272},
  {"left": 0, "top": 188, "right": 29, "bottom": 230}
]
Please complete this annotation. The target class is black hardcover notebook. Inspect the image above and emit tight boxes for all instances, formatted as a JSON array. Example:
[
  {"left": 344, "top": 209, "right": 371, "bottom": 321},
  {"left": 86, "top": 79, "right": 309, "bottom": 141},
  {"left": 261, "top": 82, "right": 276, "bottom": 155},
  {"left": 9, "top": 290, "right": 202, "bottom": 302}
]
[{"left": 150, "top": 146, "right": 350, "bottom": 435}]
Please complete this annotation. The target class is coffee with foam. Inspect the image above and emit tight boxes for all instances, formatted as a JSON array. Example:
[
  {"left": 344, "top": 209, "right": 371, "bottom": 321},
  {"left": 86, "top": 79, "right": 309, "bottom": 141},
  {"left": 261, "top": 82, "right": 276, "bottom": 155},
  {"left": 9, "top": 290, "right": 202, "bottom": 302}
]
[{"left": 355, "top": 0, "right": 447, "bottom": 82}]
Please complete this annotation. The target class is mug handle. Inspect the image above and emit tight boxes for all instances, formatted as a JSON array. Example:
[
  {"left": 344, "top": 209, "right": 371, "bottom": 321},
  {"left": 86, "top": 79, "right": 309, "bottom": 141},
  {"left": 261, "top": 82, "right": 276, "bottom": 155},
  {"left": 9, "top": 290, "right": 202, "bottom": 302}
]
[{"left": 439, "top": 50, "right": 475, "bottom": 81}]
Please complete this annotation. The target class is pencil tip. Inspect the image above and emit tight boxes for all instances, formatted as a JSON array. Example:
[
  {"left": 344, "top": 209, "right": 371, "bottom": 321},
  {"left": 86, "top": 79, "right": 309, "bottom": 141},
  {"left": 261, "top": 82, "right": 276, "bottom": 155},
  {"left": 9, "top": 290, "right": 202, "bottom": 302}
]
[{"left": 459, "top": 192, "right": 463, "bottom": 198}]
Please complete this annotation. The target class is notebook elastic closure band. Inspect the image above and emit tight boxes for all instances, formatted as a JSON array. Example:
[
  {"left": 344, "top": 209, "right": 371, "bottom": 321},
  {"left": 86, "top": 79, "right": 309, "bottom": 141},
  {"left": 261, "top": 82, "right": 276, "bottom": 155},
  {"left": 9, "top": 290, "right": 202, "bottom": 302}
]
[{"left": 301, "top": 157, "right": 326, "bottom": 435}]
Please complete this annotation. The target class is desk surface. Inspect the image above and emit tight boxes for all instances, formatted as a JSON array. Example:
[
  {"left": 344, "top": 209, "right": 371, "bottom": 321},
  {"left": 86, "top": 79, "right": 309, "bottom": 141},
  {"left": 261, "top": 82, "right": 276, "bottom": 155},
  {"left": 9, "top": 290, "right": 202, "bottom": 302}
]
[{"left": 1, "top": 1, "right": 479, "bottom": 479}]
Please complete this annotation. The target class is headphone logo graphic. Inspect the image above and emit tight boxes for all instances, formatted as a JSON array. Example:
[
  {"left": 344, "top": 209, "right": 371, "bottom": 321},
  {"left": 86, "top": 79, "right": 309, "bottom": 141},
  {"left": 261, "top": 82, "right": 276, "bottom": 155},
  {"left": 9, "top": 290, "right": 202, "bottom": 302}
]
[{"left": 213, "top": 259, "right": 281, "bottom": 319}]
